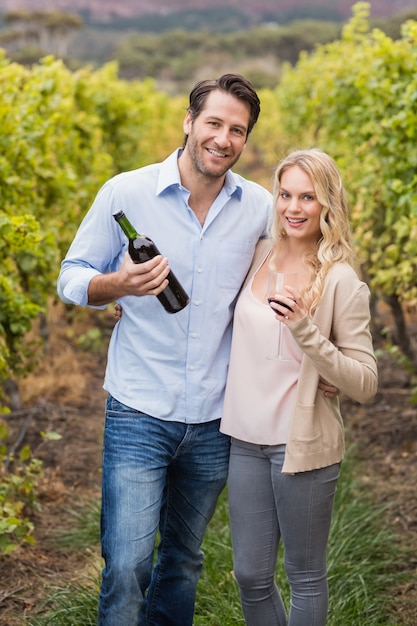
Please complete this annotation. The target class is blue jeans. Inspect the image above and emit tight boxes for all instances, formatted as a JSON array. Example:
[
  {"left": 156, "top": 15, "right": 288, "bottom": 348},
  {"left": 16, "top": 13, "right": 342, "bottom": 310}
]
[
  {"left": 228, "top": 440, "right": 340, "bottom": 626},
  {"left": 98, "top": 395, "right": 230, "bottom": 626}
]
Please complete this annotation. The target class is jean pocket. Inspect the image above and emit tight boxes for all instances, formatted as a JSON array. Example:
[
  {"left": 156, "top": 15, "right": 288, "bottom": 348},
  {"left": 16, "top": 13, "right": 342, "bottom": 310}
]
[{"left": 106, "top": 394, "right": 144, "bottom": 417}]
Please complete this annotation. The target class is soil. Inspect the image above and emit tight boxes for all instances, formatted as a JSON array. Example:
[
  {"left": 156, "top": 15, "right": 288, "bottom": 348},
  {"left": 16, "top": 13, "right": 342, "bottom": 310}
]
[{"left": 0, "top": 301, "right": 416, "bottom": 625}]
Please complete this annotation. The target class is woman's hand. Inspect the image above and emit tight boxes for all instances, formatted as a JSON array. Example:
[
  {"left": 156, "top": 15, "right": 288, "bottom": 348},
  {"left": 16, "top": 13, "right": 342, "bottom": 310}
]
[
  {"left": 318, "top": 377, "right": 340, "bottom": 398},
  {"left": 269, "top": 289, "right": 340, "bottom": 399},
  {"left": 114, "top": 303, "right": 122, "bottom": 321},
  {"left": 269, "top": 285, "right": 307, "bottom": 324}
]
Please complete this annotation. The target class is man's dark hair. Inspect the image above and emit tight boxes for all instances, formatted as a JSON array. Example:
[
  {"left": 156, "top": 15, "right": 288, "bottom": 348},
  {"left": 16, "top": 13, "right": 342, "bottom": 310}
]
[{"left": 184, "top": 74, "right": 260, "bottom": 146}]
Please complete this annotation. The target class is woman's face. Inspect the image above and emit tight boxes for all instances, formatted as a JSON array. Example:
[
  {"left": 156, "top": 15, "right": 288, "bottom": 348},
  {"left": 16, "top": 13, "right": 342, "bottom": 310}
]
[{"left": 276, "top": 165, "right": 322, "bottom": 244}]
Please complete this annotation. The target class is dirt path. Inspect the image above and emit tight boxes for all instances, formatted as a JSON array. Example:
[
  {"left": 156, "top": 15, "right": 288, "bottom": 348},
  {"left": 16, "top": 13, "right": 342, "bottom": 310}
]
[
  {"left": 0, "top": 303, "right": 416, "bottom": 624},
  {"left": 0, "top": 304, "right": 107, "bottom": 625}
]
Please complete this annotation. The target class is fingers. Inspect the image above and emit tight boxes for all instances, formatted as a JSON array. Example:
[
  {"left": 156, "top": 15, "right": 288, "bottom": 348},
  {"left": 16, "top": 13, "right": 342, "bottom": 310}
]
[
  {"left": 270, "top": 287, "right": 305, "bottom": 322},
  {"left": 318, "top": 377, "right": 340, "bottom": 398},
  {"left": 120, "top": 253, "right": 170, "bottom": 296}
]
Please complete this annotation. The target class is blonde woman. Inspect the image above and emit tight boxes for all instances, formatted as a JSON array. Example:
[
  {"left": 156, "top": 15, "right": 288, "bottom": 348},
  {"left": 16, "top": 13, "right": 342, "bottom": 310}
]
[{"left": 221, "top": 148, "right": 378, "bottom": 625}]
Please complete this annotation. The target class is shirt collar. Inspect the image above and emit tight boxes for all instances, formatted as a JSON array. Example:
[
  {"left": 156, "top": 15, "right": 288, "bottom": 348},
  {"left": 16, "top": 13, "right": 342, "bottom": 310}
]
[{"left": 156, "top": 148, "right": 243, "bottom": 200}]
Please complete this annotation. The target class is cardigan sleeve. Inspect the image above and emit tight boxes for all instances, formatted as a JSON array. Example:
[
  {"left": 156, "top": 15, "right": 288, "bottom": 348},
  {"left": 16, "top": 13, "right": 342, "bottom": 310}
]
[{"left": 289, "top": 273, "right": 378, "bottom": 404}]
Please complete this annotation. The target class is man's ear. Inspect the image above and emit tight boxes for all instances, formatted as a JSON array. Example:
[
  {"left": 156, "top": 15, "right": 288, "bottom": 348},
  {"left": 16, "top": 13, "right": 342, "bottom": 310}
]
[{"left": 183, "top": 111, "right": 192, "bottom": 135}]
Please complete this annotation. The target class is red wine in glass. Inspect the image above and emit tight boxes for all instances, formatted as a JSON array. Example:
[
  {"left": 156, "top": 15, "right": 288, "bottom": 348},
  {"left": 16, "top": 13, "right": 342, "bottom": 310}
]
[
  {"left": 266, "top": 272, "right": 298, "bottom": 359},
  {"left": 267, "top": 298, "right": 294, "bottom": 316}
]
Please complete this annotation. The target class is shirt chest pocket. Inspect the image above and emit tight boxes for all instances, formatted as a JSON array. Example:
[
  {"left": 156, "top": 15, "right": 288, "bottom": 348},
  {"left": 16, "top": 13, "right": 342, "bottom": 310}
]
[{"left": 216, "top": 240, "right": 254, "bottom": 290}]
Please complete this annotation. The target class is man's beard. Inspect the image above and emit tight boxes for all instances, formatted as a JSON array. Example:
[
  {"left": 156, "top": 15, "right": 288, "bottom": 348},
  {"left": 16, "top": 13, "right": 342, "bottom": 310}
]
[{"left": 187, "top": 136, "right": 240, "bottom": 179}]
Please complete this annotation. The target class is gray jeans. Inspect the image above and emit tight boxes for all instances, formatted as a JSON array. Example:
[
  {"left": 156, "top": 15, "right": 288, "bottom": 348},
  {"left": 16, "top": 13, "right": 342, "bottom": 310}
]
[{"left": 228, "top": 440, "right": 340, "bottom": 626}]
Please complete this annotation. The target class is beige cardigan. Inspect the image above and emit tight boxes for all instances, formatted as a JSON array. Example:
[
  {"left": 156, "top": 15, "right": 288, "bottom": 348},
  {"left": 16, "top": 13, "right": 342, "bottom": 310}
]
[{"left": 240, "top": 239, "right": 378, "bottom": 474}]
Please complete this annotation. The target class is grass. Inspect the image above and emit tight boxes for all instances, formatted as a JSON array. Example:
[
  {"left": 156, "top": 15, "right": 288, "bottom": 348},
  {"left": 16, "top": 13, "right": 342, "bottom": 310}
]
[
  {"left": 30, "top": 581, "right": 100, "bottom": 626},
  {"left": 28, "top": 446, "right": 402, "bottom": 625},
  {"left": 52, "top": 501, "right": 101, "bottom": 549},
  {"left": 194, "top": 446, "right": 401, "bottom": 626},
  {"left": 325, "top": 449, "right": 400, "bottom": 625}
]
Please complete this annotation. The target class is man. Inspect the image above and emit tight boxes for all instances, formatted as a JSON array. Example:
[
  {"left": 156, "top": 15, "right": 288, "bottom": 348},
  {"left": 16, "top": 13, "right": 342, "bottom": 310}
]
[{"left": 58, "top": 74, "right": 272, "bottom": 625}]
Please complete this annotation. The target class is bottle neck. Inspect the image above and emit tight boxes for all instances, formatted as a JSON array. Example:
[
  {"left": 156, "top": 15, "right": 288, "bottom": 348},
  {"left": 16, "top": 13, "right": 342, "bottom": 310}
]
[{"left": 113, "top": 211, "right": 139, "bottom": 239}]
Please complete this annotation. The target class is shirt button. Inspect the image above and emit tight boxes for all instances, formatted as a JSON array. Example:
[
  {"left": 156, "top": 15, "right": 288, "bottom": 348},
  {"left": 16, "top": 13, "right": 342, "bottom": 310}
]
[
  {"left": 191, "top": 333, "right": 198, "bottom": 338},
  {"left": 189, "top": 365, "right": 195, "bottom": 371},
  {"left": 197, "top": 267, "right": 202, "bottom": 273},
  {"left": 194, "top": 300, "right": 201, "bottom": 306}
]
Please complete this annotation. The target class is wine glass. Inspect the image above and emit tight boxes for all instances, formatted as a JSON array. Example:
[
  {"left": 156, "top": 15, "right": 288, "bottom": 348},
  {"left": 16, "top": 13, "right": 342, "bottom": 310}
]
[{"left": 266, "top": 271, "right": 298, "bottom": 360}]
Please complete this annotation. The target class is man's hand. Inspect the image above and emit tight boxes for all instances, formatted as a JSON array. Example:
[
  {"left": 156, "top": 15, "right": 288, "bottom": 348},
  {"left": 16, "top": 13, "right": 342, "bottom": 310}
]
[
  {"left": 319, "top": 377, "right": 340, "bottom": 398},
  {"left": 88, "top": 252, "right": 170, "bottom": 306}
]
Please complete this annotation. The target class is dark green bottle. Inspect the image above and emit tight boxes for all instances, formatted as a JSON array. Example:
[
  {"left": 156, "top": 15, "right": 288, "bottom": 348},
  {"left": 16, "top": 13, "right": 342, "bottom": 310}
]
[{"left": 113, "top": 211, "right": 189, "bottom": 314}]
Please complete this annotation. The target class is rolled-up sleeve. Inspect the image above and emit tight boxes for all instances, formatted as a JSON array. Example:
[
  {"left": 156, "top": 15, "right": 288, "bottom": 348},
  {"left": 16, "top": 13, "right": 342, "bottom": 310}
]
[
  {"left": 57, "top": 264, "right": 102, "bottom": 307},
  {"left": 57, "top": 181, "right": 123, "bottom": 309}
]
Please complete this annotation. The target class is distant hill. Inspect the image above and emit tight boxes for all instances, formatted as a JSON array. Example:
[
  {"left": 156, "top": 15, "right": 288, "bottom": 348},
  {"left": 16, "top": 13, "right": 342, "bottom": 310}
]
[{"left": 0, "top": 0, "right": 416, "bottom": 23}]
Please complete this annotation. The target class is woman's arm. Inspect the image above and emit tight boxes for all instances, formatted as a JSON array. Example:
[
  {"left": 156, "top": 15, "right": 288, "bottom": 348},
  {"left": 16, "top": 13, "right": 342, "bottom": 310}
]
[{"left": 290, "top": 283, "right": 378, "bottom": 404}]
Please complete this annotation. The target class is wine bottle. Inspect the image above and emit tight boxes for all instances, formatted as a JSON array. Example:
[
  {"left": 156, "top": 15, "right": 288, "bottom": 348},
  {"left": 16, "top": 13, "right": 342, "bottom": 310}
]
[{"left": 113, "top": 210, "right": 190, "bottom": 314}]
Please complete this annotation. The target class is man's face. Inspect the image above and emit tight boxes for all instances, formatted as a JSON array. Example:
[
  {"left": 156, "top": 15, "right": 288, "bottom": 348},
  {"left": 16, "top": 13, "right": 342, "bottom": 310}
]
[{"left": 183, "top": 90, "right": 250, "bottom": 179}]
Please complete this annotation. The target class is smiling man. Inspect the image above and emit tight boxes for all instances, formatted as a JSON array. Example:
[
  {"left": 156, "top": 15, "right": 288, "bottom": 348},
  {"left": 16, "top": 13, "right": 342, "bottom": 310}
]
[{"left": 57, "top": 74, "right": 272, "bottom": 626}]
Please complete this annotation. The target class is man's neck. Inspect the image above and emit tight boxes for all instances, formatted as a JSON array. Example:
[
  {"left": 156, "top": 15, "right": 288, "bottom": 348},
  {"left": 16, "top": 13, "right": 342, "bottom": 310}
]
[{"left": 178, "top": 152, "right": 226, "bottom": 226}]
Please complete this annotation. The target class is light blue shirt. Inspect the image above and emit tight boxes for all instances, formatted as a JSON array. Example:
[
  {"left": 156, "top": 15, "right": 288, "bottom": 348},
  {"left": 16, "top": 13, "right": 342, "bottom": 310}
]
[{"left": 58, "top": 149, "right": 272, "bottom": 423}]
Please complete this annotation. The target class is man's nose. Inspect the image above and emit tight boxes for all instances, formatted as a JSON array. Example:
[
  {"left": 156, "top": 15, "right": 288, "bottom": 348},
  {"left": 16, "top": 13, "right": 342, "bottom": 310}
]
[{"left": 214, "top": 128, "right": 231, "bottom": 147}]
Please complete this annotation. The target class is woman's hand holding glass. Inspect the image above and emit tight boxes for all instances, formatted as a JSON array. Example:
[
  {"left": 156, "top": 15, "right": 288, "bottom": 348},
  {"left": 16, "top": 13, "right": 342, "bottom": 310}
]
[{"left": 266, "top": 271, "right": 302, "bottom": 360}]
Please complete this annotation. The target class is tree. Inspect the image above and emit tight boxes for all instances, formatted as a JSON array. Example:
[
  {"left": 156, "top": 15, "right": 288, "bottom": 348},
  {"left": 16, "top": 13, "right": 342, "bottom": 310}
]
[
  {"left": 256, "top": 2, "right": 417, "bottom": 364},
  {"left": 2, "top": 10, "right": 83, "bottom": 58}
]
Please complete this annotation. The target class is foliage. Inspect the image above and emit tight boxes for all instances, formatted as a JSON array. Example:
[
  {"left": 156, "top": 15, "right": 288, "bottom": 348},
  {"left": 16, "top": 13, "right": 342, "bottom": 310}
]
[
  {"left": 0, "top": 53, "right": 184, "bottom": 393},
  {"left": 29, "top": 580, "right": 100, "bottom": 626},
  {"left": 0, "top": 214, "right": 43, "bottom": 377},
  {"left": 0, "top": 422, "right": 43, "bottom": 554},
  {"left": 1, "top": 10, "right": 83, "bottom": 62},
  {"left": 64, "top": 7, "right": 415, "bottom": 92},
  {"left": 1, "top": 0, "right": 416, "bottom": 567},
  {"left": 75, "top": 3, "right": 347, "bottom": 33},
  {"left": 2, "top": 4, "right": 415, "bottom": 94},
  {"left": 112, "top": 21, "right": 342, "bottom": 88},
  {"left": 371, "top": 9, "right": 417, "bottom": 39},
  {"left": 54, "top": 501, "right": 101, "bottom": 548},
  {"left": 132, "top": 7, "right": 253, "bottom": 33},
  {"left": 256, "top": 2, "right": 417, "bottom": 311}
]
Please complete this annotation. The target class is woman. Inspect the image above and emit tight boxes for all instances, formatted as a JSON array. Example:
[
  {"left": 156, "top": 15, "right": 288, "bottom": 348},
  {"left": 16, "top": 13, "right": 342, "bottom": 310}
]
[{"left": 220, "top": 148, "right": 378, "bottom": 625}]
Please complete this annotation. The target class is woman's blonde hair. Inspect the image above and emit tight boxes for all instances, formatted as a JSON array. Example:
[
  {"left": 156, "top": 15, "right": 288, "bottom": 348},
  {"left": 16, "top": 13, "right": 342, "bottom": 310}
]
[{"left": 270, "top": 148, "right": 355, "bottom": 315}]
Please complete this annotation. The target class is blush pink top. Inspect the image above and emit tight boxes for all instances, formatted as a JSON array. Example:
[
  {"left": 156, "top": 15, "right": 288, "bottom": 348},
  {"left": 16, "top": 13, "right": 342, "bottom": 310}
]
[{"left": 221, "top": 269, "right": 303, "bottom": 445}]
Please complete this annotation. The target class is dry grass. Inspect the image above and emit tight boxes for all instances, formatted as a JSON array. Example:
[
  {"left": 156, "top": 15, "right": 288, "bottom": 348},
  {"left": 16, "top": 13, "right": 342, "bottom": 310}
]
[{"left": 19, "top": 300, "right": 113, "bottom": 408}]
